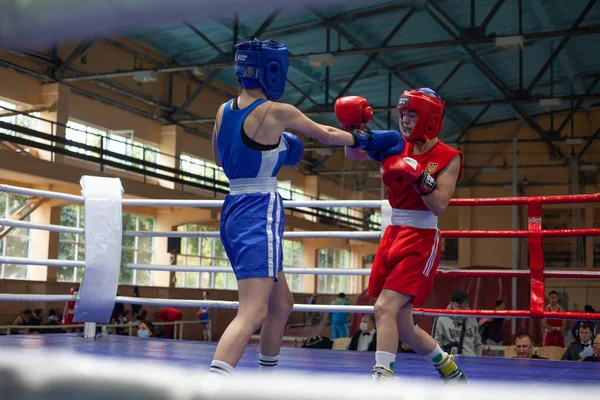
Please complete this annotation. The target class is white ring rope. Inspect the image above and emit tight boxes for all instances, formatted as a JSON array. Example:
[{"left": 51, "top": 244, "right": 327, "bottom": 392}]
[
  {"left": 126, "top": 264, "right": 373, "bottom": 275},
  {"left": 121, "top": 199, "right": 383, "bottom": 208},
  {"left": 0, "top": 294, "right": 530, "bottom": 319},
  {"left": 123, "top": 230, "right": 381, "bottom": 239},
  {"left": 0, "top": 218, "right": 84, "bottom": 235},
  {"left": 0, "top": 184, "right": 83, "bottom": 203},
  {"left": 0, "top": 184, "right": 383, "bottom": 209},
  {"left": 0, "top": 256, "right": 85, "bottom": 268}
]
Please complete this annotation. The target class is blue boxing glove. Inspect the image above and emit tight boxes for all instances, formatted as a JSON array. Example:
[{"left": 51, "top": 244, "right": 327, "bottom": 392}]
[
  {"left": 282, "top": 131, "right": 304, "bottom": 166},
  {"left": 365, "top": 130, "right": 406, "bottom": 162}
]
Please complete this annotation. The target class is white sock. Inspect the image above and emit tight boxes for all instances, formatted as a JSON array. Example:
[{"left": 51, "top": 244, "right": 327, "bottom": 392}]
[
  {"left": 423, "top": 345, "right": 445, "bottom": 364},
  {"left": 209, "top": 360, "right": 234, "bottom": 376},
  {"left": 259, "top": 354, "right": 278, "bottom": 374},
  {"left": 375, "top": 351, "right": 396, "bottom": 371}
]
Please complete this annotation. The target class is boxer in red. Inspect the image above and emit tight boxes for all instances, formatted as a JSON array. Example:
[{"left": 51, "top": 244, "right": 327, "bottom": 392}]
[{"left": 337, "top": 88, "right": 468, "bottom": 383}]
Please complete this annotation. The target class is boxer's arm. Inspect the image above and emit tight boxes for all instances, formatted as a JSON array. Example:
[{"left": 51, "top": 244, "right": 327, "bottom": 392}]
[
  {"left": 421, "top": 155, "right": 461, "bottom": 216},
  {"left": 345, "top": 147, "right": 372, "bottom": 161},
  {"left": 212, "top": 103, "right": 226, "bottom": 167},
  {"left": 275, "top": 103, "right": 355, "bottom": 146}
]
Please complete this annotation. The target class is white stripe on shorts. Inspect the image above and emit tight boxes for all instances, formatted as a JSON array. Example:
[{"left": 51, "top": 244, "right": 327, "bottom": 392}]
[
  {"left": 266, "top": 192, "right": 275, "bottom": 278},
  {"left": 423, "top": 229, "right": 440, "bottom": 277},
  {"left": 273, "top": 195, "right": 281, "bottom": 279}
]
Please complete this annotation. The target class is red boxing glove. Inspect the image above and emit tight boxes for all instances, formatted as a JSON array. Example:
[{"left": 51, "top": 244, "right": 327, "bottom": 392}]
[
  {"left": 334, "top": 96, "right": 373, "bottom": 130},
  {"left": 381, "top": 156, "right": 437, "bottom": 196}
]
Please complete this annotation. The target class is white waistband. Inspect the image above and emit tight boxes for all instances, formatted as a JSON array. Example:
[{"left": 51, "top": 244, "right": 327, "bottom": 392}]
[
  {"left": 229, "top": 177, "right": 278, "bottom": 195},
  {"left": 391, "top": 209, "right": 438, "bottom": 229}
]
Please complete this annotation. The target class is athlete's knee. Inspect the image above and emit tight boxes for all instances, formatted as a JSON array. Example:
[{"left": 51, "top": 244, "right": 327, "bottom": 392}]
[
  {"left": 239, "top": 305, "right": 269, "bottom": 330},
  {"left": 271, "top": 290, "right": 294, "bottom": 319},
  {"left": 374, "top": 298, "right": 396, "bottom": 322}
]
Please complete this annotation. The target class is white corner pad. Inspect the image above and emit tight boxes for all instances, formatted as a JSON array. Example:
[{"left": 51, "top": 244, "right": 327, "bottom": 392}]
[
  {"left": 75, "top": 176, "right": 124, "bottom": 324},
  {"left": 380, "top": 201, "right": 392, "bottom": 234}
]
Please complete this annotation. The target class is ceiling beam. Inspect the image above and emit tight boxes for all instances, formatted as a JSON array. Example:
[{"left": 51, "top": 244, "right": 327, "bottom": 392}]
[
  {"left": 53, "top": 38, "right": 97, "bottom": 79},
  {"left": 306, "top": 6, "right": 468, "bottom": 130},
  {"left": 426, "top": 0, "right": 565, "bottom": 159},
  {"left": 526, "top": 0, "right": 597, "bottom": 93},
  {"left": 59, "top": 25, "right": 600, "bottom": 83},
  {"left": 578, "top": 125, "right": 600, "bottom": 161},
  {"left": 335, "top": 8, "right": 415, "bottom": 98},
  {"left": 480, "top": 0, "right": 506, "bottom": 31}
]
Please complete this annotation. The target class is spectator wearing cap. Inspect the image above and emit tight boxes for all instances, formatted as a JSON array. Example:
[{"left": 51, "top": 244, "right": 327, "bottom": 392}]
[{"left": 432, "top": 290, "right": 483, "bottom": 357}]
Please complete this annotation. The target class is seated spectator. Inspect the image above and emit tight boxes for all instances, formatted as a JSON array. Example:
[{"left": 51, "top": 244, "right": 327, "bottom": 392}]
[
  {"left": 572, "top": 305, "right": 597, "bottom": 340},
  {"left": 432, "top": 290, "right": 483, "bottom": 356},
  {"left": 348, "top": 315, "right": 376, "bottom": 351},
  {"left": 582, "top": 334, "right": 599, "bottom": 362},
  {"left": 562, "top": 323, "right": 595, "bottom": 361},
  {"left": 12, "top": 309, "right": 34, "bottom": 334},
  {"left": 46, "top": 308, "right": 60, "bottom": 324},
  {"left": 157, "top": 307, "right": 183, "bottom": 339},
  {"left": 43, "top": 309, "right": 63, "bottom": 334},
  {"left": 136, "top": 320, "right": 155, "bottom": 338},
  {"left": 514, "top": 333, "right": 546, "bottom": 359},
  {"left": 479, "top": 300, "right": 506, "bottom": 346},
  {"left": 31, "top": 309, "right": 44, "bottom": 325}
]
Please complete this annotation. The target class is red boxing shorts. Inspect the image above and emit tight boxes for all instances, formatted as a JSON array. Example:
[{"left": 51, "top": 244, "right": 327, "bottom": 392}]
[{"left": 368, "top": 225, "right": 441, "bottom": 305}]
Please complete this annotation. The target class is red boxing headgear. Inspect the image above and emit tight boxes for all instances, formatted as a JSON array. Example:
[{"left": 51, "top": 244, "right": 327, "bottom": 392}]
[{"left": 396, "top": 88, "right": 445, "bottom": 143}]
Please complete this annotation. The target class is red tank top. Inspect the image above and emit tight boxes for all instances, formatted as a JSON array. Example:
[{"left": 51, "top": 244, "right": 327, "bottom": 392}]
[{"left": 386, "top": 140, "right": 463, "bottom": 210}]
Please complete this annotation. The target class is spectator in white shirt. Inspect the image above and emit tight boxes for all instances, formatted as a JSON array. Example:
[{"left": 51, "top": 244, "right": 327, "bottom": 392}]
[{"left": 348, "top": 315, "right": 376, "bottom": 352}]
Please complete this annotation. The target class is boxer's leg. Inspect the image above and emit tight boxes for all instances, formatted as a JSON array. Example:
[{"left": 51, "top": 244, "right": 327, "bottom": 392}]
[
  {"left": 395, "top": 304, "right": 466, "bottom": 382},
  {"left": 258, "top": 271, "right": 294, "bottom": 374},
  {"left": 210, "top": 277, "right": 275, "bottom": 375},
  {"left": 372, "top": 289, "right": 411, "bottom": 379}
]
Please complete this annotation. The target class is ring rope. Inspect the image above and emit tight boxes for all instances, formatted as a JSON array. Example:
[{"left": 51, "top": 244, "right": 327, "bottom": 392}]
[
  {"left": 0, "top": 294, "right": 597, "bottom": 321},
  {"left": 3, "top": 218, "right": 596, "bottom": 240},
  {"left": 0, "top": 218, "right": 84, "bottom": 235},
  {"left": 2, "top": 254, "right": 599, "bottom": 280},
  {"left": 0, "top": 256, "right": 85, "bottom": 268}
]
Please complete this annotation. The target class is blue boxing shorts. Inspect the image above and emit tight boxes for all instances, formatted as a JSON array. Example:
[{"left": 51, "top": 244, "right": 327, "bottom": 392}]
[{"left": 220, "top": 192, "right": 284, "bottom": 281}]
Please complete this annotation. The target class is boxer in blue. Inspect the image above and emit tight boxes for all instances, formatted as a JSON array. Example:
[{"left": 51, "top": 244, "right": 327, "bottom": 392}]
[{"left": 208, "top": 38, "right": 404, "bottom": 376}]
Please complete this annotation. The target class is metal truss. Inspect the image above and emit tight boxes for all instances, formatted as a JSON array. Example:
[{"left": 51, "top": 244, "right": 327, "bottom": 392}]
[
  {"left": 305, "top": 6, "right": 469, "bottom": 130},
  {"left": 425, "top": 0, "right": 569, "bottom": 158}
]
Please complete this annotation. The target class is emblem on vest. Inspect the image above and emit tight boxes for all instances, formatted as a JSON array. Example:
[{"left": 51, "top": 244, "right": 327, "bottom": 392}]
[{"left": 426, "top": 162, "right": 439, "bottom": 174}]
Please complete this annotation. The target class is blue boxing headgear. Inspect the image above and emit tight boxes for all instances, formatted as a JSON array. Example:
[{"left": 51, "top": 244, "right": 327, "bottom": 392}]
[{"left": 235, "top": 39, "right": 289, "bottom": 101}]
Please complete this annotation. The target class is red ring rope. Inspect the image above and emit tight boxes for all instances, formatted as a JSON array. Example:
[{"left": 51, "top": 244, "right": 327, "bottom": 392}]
[{"left": 429, "top": 193, "right": 600, "bottom": 321}]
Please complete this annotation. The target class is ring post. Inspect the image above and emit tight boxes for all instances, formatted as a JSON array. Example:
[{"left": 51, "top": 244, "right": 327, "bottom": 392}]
[{"left": 75, "top": 176, "right": 124, "bottom": 330}]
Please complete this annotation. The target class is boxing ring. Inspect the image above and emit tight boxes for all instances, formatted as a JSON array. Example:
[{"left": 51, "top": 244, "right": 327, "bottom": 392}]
[{"left": 0, "top": 177, "right": 599, "bottom": 398}]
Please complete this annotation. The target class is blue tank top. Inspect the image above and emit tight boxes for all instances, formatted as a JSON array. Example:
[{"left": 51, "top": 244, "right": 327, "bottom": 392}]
[{"left": 217, "top": 98, "right": 287, "bottom": 181}]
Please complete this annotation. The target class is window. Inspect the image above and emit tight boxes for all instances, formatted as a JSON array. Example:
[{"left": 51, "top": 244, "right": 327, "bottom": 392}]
[
  {"left": 283, "top": 240, "right": 303, "bottom": 292},
  {"left": 180, "top": 154, "right": 228, "bottom": 191},
  {"left": 316, "top": 248, "right": 352, "bottom": 294},
  {"left": 0, "top": 193, "right": 31, "bottom": 279},
  {"left": 277, "top": 181, "right": 305, "bottom": 200},
  {"left": 120, "top": 214, "right": 155, "bottom": 286},
  {"left": 66, "top": 120, "right": 106, "bottom": 158},
  {"left": 57, "top": 205, "right": 85, "bottom": 282},
  {"left": 175, "top": 224, "right": 235, "bottom": 290},
  {"left": 105, "top": 130, "right": 159, "bottom": 171},
  {"left": 0, "top": 99, "right": 41, "bottom": 141},
  {"left": 319, "top": 195, "right": 353, "bottom": 224}
]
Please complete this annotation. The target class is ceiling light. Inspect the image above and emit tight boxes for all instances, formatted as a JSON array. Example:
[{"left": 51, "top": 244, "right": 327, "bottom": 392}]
[{"left": 495, "top": 35, "right": 524, "bottom": 50}]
